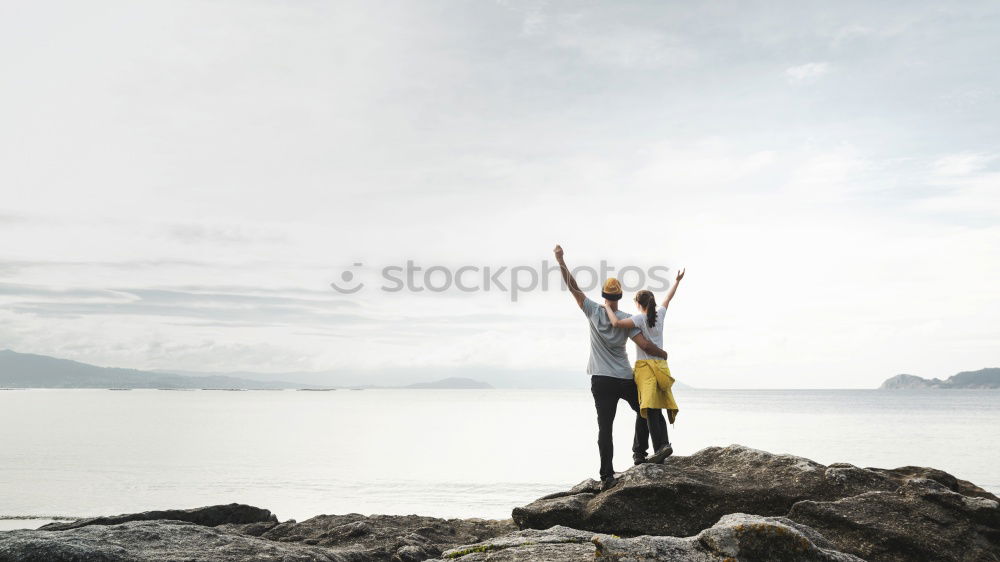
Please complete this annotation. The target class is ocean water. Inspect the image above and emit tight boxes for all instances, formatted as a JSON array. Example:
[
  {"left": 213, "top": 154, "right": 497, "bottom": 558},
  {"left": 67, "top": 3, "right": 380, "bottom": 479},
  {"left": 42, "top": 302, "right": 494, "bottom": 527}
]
[{"left": 1, "top": 388, "right": 998, "bottom": 530}]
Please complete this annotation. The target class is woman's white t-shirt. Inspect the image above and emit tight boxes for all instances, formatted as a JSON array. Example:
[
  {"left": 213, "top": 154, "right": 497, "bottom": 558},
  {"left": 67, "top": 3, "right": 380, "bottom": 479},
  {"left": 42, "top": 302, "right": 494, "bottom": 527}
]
[{"left": 631, "top": 306, "right": 667, "bottom": 361}]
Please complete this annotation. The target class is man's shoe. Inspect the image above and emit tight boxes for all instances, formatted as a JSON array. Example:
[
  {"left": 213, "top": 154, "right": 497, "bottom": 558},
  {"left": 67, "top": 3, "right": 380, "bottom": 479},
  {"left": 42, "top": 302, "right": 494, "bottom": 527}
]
[
  {"left": 600, "top": 476, "right": 618, "bottom": 492},
  {"left": 648, "top": 444, "right": 674, "bottom": 464},
  {"left": 633, "top": 454, "right": 648, "bottom": 466}
]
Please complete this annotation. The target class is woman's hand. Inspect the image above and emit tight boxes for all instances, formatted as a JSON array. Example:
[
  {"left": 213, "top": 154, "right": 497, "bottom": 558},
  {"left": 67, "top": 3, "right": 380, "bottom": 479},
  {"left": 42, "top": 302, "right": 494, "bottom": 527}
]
[{"left": 676, "top": 268, "right": 685, "bottom": 282}]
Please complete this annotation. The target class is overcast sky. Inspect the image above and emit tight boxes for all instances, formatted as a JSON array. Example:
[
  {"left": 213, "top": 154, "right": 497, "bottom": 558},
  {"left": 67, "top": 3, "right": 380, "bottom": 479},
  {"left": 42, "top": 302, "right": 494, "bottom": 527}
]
[{"left": 1, "top": 1, "right": 998, "bottom": 388}]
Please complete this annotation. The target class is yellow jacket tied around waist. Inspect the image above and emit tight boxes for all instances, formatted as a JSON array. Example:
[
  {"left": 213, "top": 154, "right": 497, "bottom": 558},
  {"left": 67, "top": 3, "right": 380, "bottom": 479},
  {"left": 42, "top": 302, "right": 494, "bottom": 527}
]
[{"left": 633, "top": 359, "right": 679, "bottom": 424}]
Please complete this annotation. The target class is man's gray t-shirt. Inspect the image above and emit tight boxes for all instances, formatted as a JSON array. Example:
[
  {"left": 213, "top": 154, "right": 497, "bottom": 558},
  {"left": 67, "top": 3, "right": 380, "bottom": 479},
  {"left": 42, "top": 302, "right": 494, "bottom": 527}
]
[{"left": 582, "top": 298, "right": 640, "bottom": 379}]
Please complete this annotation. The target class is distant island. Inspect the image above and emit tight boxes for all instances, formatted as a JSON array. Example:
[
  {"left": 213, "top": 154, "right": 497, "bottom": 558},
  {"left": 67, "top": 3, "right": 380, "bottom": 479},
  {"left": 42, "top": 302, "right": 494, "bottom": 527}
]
[
  {"left": 0, "top": 350, "right": 493, "bottom": 390},
  {"left": 0, "top": 349, "right": 319, "bottom": 390},
  {"left": 880, "top": 368, "right": 1000, "bottom": 389}
]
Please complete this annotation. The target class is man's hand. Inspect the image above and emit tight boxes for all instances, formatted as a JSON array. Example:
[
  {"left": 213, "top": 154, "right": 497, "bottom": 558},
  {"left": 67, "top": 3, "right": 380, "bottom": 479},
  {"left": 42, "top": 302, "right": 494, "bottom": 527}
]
[
  {"left": 554, "top": 244, "right": 565, "bottom": 262},
  {"left": 676, "top": 268, "right": 685, "bottom": 282}
]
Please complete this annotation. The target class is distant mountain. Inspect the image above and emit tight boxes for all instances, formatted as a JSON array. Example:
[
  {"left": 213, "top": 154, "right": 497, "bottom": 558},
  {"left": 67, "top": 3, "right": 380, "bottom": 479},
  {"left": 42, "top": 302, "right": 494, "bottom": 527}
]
[
  {"left": 404, "top": 377, "right": 493, "bottom": 389},
  {"left": 0, "top": 350, "right": 321, "bottom": 389},
  {"left": 880, "top": 368, "right": 1000, "bottom": 389}
]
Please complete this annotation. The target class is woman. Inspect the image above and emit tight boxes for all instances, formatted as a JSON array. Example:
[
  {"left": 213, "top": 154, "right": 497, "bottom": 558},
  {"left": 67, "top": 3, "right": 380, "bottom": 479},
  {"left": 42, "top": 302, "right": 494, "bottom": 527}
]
[{"left": 603, "top": 268, "right": 685, "bottom": 464}]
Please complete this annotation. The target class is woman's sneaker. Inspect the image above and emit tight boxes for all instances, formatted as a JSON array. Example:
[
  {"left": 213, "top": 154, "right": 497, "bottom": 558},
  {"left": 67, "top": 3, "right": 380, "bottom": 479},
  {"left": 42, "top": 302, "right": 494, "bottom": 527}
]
[{"left": 648, "top": 444, "right": 674, "bottom": 464}]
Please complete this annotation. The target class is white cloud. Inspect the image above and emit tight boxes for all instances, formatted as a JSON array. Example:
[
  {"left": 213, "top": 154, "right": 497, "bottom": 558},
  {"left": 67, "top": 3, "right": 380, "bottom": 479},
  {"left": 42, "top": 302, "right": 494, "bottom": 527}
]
[
  {"left": 931, "top": 153, "right": 995, "bottom": 176},
  {"left": 508, "top": 3, "right": 698, "bottom": 69},
  {"left": 549, "top": 24, "right": 697, "bottom": 69},
  {"left": 785, "top": 62, "right": 831, "bottom": 84}
]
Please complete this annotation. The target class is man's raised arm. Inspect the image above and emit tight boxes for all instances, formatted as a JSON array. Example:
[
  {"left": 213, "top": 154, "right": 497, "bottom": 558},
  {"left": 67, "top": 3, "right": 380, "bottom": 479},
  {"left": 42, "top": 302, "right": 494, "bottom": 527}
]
[
  {"left": 554, "top": 245, "right": 586, "bottom": 309},
  {"left": 631, "top": 333, "right": 668, "bottom": 360}
]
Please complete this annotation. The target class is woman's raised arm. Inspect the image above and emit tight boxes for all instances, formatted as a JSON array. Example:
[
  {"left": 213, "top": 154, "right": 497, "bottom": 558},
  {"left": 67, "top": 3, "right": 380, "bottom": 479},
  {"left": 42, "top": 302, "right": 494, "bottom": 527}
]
[{"left": 661, "top": 268, "right": 685, "bottom": 309}]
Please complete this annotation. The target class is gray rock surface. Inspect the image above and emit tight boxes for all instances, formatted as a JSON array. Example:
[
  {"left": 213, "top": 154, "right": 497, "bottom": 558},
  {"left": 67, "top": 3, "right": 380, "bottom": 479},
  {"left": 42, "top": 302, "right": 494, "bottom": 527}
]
[
  {"left": 434, "top": 514, "right": 865, "bottom": 561},
  {"left": 431, "top": 525, "right": 595, "bottom": 561},
  {"left": 39, "top": 503, "right": 277, "bottom": 531},
  {"left": 788, "top": 478, "right": 1000, "bottom": 562},
  {"left": 261, "top": 513, "right": 515, "bottom": 561},
  {"left": 512, "top": 445, "right": 1000, "bottom": 562},
  {"left": 513, "top": 444, "right": 908, "bottom": 536},
  {"left": 2, "top": 509, "right": 513, "bottom": 562},
  {"left": 869, "top": 465, "right": 998, "bottom": 499},
  {"left": 594, "top": 513, "right": 866, "bottom": 561},
  {"left": 0, "top": 520, "right": 348, "bottom": 562}
]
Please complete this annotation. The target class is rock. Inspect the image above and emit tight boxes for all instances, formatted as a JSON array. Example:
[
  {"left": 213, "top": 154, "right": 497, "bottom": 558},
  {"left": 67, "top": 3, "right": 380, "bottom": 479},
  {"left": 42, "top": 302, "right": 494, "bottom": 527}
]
[
  {"left": 513, "top": 444, "right": 1000, "bottom": 561},
  {"left": 594, "top": 513, "right": 865, "bottom": 561},
  {"left": 3, "top": 506, "right": 513, "bottom": 562},
  {"left": 39, "top": 503, "right": 277, "bottom": 531},
  {"left": 0, "top": 519, "right": 349, "bottom": 562},
  {"left": 431, "top": 525, "right": 595, "bottom": 561},
  {"left": 513, "top": 444, "right": 906, "bottom": 536},
  {"left": 787, "top": 478, "right": 1000, "bottom": 562},
  {"left": 435, "top": 515, "right": 864, "bottom": 561},
  {"left": 869, "top": 465, "right": 998, "bottom": 500},
  {"left": 214, "top": 520, "right": 282, "bottom": 536},
  {"left": 261, "top": 513, "right": 515, "bottom": 560},
  {"left": 394, "top": 544, "right": 432, "bottom": 562}
]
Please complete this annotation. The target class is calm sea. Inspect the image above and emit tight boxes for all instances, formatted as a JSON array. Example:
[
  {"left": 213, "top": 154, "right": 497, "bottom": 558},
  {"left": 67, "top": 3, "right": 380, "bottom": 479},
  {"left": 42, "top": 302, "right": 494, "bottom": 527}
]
[{"left": 1, "top": 388, "right": 997, "bottom": 530}]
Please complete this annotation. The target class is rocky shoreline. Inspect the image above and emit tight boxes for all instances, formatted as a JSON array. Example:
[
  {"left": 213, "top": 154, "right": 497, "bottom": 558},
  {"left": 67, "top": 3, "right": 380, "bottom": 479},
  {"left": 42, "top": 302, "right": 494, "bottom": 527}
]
[{"left": 1, "top": 445, "right": 997, "bottom": 561}]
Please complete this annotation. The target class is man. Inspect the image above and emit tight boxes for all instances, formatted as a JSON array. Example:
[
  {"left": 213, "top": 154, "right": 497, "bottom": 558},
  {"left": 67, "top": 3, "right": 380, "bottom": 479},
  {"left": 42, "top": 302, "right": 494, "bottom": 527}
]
[{"left": 553, "top": 245, "right": 670, "bottom": 490}]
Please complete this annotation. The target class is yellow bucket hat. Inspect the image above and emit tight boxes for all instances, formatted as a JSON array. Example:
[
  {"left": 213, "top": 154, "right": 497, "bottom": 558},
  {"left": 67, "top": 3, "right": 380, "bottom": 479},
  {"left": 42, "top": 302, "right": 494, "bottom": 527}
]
[{"left": 602, "top": 278, "right": 623, "bottom": 300}]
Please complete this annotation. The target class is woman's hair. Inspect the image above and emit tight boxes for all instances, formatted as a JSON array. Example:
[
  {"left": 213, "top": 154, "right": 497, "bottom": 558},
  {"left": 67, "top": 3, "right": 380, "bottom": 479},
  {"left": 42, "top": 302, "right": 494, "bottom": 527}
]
[{"left": 635, "top": 290, "right": 657, "bottom": 328}]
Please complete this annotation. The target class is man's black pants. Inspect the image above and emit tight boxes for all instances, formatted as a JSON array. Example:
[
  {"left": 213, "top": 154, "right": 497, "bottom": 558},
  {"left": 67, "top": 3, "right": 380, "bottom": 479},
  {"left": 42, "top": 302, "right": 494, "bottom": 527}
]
[{"left": 591, "top": 374, "right": 669, "bottom": 479}]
